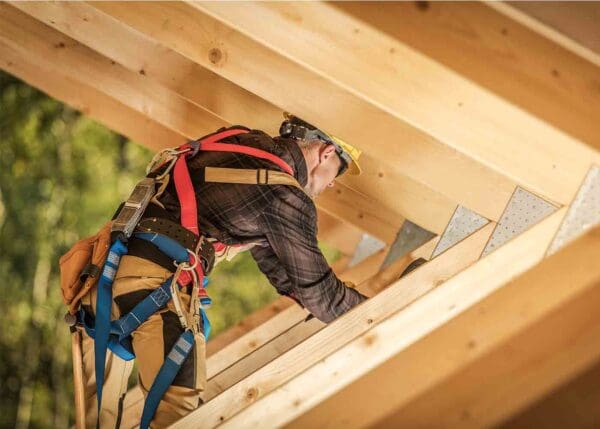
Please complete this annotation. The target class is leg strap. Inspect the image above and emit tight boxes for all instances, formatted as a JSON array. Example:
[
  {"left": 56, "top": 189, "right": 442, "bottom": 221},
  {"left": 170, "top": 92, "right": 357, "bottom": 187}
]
[
  {"left": 140, "top": 330, "right": 196, "bottom": 429},
  {"left": 94, "top": 240, "right": 128, "bottom": 426}
]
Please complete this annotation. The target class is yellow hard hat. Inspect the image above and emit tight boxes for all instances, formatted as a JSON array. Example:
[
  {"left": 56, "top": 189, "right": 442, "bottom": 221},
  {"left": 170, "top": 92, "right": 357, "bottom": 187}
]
[
  {"left": 279, "top": 112, "right": 362, "bottom": 176},
  {"left": 329, "top": 135, "right": 362, "bottom": 176}
]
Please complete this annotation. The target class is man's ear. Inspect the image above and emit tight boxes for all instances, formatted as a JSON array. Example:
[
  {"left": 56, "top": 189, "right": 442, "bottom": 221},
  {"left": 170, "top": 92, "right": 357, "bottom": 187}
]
[{"left": 319, "top": 144, "right": 336, "bottom": 163}]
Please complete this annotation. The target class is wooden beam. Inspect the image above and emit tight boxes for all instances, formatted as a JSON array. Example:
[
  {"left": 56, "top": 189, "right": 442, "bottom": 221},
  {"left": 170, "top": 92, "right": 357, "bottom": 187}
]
[
  {"left": 186, "top": 1, "right": 599, "bottom": 205},
  {"left": 0, "top": 38, "right": 185, "bottom": 151},
  {"left": 204, "top": 236, "right": 438, "bottom": 400},
  {"left": 316, "top": 210, "right": 363, "bottom": 257},
  {"left": 206, "top": 248, "right": 388, "bottom": 380},
  {"left": 0, "top": 4, "right": 399, "bottom": 243},
  {"left": 221, "top": 208, "right": 571, "bottom": 429},
  {"left": 170, "top": 221, "right": 496, "bottom": 428},
  {"left": 125, "top": 235, "right": 436, "bottom": 425},
  {"left": 498, "top": 359, "right": 600, "bottom": 429},
  {"left": 335, "top": 1, "right": 600, "bottom": 150},
  {"left": 9, "top": 1, "right": 456, "bottom": 236},
  {"left": 88, "top": 0, "right": 519, "bottom": 223},
  {"left": 502, "top": 1, "right": 600, "bottom": 66},
  {"left": 374, "top": 281, "right": 600, "bottom": 428},
  {"left": 205, "top": 226, "right": 354, "bottom": 362}
]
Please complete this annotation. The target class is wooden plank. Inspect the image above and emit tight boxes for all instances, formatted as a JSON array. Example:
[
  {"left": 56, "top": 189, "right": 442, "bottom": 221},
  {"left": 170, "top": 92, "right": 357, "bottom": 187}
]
[
  {"left": 0, "top": 40, "right": 184, "bottom": 151},
  {"left": 505, "top": 1, "right": 600, "bottom": 65},
  {"left": 89, "top": 0, "right": 519, "bottom": 223},
  {"left": 188, "top": 1, "right": 599, "bottom": 206},
  {"left": 373, "top": 282, "right": 600, "bottom": 428},
  {"left": 0, "top": 4, "right": 398, "bottom": 242},
  {"left": 11, "top": 0, "right": 455, "bottom": 236},
  {"left": 316, "top": 210, "right": 363, "bottom": 257},
  {"left": 205, "top": 253, "right": 355, "bottom": 360},
  {"left": 318, "top": 183, "right": 402, "bottom": 245},
  {"left": 170, "top": 221, "right": 496, "bottom": 428},
  {"left": 335, "top": 1, "right": 600, "bottom": 149},
  {"left": 204, "top": 236, "right": 436, "bottom": 400},
  {"left": 498, "top": 360, "right": 600, "bottom": 429},
  {"left": 207, "top": 208, "right": 568, "bottom": 429},
  {"left": 206, "top": 248, "right": 387, "bottom": 381}
]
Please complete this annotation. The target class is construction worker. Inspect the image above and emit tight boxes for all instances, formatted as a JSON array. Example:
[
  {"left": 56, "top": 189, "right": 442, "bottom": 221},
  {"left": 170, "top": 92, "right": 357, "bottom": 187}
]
[{"left": 75, "top": 113, "right": 366, "bottom": 428}]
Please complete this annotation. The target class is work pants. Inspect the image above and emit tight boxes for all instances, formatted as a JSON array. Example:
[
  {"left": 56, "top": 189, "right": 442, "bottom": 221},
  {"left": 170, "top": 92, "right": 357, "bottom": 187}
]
[{"left": 80, "top": 255, "right": 206, "bottom": 428}]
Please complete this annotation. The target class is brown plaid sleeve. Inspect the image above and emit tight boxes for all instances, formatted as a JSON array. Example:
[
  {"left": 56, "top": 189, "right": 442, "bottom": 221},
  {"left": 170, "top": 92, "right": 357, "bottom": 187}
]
[{"left": 250, "top": 188, "right": 367, "bottom": 323}]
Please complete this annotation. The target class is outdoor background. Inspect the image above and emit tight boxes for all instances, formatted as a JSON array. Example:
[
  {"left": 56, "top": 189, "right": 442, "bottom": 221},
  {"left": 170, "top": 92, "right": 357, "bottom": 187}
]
[{"left": 0, "top": 70, "right": 337, "bottom": 428}]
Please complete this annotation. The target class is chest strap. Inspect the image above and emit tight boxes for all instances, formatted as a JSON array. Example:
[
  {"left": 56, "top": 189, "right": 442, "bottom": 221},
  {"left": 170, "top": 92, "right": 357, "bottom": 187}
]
[{"left": 204, "top": 166, "right": 305, "bottom": 192}]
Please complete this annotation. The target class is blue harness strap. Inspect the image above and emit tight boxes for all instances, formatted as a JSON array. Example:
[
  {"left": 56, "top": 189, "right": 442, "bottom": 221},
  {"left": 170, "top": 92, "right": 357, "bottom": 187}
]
[
  {"left": 140, "top": 330, "right": 196, "bottom": 429},
  {"left": 91, "top": 231, "right": 212, "bottom": 428},
  {"left": 81, "top": 278, "right": 174, "bottom": 361},
  {"left": 94, "top": 239, "right": 128, "bottom": 421},
  {"left": 112, "top": 279, "right": 172, "bottom": 343}
]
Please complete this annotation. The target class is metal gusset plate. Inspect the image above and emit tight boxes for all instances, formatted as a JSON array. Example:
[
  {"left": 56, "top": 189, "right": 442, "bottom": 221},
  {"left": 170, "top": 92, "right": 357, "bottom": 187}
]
[
  {"left": 381, "top": 220, "right": 436, "bottom": 268},
  {"left": 482, "top": 187, "right": 558, "bottom": 257},
  {"left": 431, "top": 205, "right": 489, "bottom": 259},
  {"left": 349, "top": 234, "right": 386, "bottom": 267},
  {"left": 547, "top": 165, "right": 600, "bottom": 255}
]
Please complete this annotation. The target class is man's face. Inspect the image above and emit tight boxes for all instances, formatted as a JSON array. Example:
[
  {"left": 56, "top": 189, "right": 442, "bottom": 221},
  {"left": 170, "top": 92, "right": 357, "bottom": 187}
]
[{"left": 306, "top": 144, "right": 342, "bottom": 198}]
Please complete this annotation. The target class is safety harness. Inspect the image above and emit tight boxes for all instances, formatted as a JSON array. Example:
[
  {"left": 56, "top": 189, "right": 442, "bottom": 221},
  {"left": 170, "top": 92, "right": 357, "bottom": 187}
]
[{"left": 79, "top": 128, "right": 303, "bottom": 428}]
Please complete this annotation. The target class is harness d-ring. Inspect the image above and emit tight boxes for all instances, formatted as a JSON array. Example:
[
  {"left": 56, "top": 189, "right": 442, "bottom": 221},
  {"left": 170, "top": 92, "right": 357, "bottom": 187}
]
[{"left": 173, "top": 249, "right": 199, "bottom": 271}]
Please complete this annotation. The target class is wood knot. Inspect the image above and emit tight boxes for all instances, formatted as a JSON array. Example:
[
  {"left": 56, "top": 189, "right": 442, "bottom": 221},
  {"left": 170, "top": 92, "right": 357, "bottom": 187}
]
[
  {"left": 415, "top": 1, "right": 429, "bottom": 11},
  {"left": 55, "top": 42, "right": 66, "bottom": 49},
  {"left": 246, "top": 387, "right": 259, "bottom": 401},
  {"left": 139, "top": 69, "right": 146, "bottom": 76},
  {"left": 209, "top": 48, "right": 224, "bottom": 65},
  {"left": 363, "top": 334, "right": 377, "bottom": 346}
]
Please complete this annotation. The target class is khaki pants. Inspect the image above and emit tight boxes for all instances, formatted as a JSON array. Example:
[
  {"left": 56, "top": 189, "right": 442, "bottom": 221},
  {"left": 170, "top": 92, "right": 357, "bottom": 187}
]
[{"left": 81, "top": 255, "right": 206, "bottom": 428}]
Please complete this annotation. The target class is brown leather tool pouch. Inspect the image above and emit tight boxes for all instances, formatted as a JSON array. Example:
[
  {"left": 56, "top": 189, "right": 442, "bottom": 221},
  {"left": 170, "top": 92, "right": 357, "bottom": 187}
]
[{"left": 59, "top": 221, "right": 112, "bottom": 315}]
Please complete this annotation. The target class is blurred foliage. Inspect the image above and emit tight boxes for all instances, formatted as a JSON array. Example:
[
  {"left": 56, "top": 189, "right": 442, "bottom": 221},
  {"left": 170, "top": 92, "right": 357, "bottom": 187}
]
[{"left": 0, "top": 70, "right": 338, "bottom": 428}]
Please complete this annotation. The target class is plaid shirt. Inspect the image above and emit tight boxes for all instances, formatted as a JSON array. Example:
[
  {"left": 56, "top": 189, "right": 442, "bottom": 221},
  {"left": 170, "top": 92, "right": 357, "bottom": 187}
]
[{"left": 158, "top": 126, "right": 367, "bottom": 323}]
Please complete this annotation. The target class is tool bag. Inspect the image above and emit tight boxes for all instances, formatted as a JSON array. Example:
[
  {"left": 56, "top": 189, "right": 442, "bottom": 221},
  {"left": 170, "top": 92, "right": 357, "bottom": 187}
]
[{"left": 59, "top": 221, "right": 112, "bottom": 315}]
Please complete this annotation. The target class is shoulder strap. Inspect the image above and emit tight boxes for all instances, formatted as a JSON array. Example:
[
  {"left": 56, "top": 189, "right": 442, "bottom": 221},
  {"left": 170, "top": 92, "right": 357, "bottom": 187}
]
[
  {"left": 204, "top": 167, "right": 307, "bottom": 194},
  {"left": 175, "top": 129, "right": 300, "bottom": 236}
]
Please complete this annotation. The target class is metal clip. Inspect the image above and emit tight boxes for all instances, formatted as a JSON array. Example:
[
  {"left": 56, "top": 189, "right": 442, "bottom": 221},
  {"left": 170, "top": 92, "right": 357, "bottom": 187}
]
[
  {"left": 111, "top": 177, "right": 156, "bottom": 240},
  {"left": 170, "top": 265, "right": 189, "bottom": 330}
]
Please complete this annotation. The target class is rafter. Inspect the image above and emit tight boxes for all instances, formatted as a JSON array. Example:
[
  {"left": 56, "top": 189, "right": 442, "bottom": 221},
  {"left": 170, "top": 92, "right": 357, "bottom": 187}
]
[
  {"left": 286, "top": 221, "right": 600, "bottom": 429},
  {"left": 171, "top": 221, "right": 496, "bottom": 428},
  {"left": 10, "top": 1, "right": 457, "bottom": 235},
  {"left": 202, "top": 208, "right": 569, "bottom": 429},
  {"left": 0, "top": 4, "right": 402, "bottom": 243},
  {"left": 334, "top": 1, "right": 600, "bottom": 148},
  {"left": 189, "top": 1, "right": 598, "bottom": 207},
  {"left": 86, "top": 0, "right": 517, "bottom": 223}
]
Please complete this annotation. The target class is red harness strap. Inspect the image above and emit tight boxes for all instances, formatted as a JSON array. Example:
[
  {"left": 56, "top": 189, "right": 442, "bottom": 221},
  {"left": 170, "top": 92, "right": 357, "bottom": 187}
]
[{"left": 172, "top": 128, "right": 295, "bottom": 285}]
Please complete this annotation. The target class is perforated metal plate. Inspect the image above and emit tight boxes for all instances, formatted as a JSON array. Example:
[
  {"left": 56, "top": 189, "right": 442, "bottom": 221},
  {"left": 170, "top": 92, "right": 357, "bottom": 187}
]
[
  {"left": 381, "top": 220, "right": 436, "bottom": 268},
  {"left": 547, "top": 165, "right": 600, "bottom": 255},
  {"left": 431, "top": 206, "right": 489, "bottom": 259},
  {"left": 349, "top": 234, "right": 386, "bottom": 267},
  {"left": 482, "top": 187, "right": 558, "bottom": 257}
]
